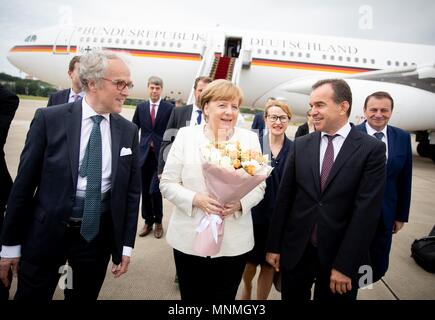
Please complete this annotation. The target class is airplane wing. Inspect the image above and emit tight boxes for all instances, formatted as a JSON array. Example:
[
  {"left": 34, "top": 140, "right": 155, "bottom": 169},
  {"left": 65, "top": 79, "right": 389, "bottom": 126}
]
[
  {"left": 345, "top": 63, "right": 435, "bottom": 93},
  {"left": 282, "top": 63, "right": 435, "bottom": 96}
]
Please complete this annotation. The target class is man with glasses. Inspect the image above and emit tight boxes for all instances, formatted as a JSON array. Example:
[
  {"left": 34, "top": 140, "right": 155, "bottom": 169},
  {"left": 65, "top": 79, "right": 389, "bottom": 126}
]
[
  {"left": 133, "top": 76, "right": 174, "bottom": 239},
  {"left": 0, "top": 51, "right": 141, "bottom": 300}
]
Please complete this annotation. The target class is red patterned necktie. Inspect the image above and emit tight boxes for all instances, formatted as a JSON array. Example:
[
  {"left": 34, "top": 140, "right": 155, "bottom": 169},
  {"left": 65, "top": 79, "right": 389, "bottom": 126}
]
[{"left": 311, "top": 134, "right": 338, "bottom": 246}]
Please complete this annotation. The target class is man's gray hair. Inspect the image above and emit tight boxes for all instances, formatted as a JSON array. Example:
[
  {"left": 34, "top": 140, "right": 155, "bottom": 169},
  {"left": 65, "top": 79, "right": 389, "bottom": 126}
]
[
  {"left": 79, "top": 50, "right": 126, "bottom": 91},
  {"left": 147, "top": 76, "right": 163, "bottom": 87}
]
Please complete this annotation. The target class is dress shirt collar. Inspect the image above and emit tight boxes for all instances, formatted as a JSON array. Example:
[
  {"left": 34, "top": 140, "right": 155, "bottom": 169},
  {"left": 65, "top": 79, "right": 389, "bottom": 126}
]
[
  {"left": 365, "top": 121, "right": 388, "bottom": 139},
  {"left": 82, "top": 96, "right": 110, "bottom": 123},
  {"left": 321, "top": 122, "right": 351, "bottom": 140},
  {"left": 69, "top": 89, "right": 85, "bottom": 100},
  {"left": 150, "top": 98, "right": 161, "bottom": 106}
]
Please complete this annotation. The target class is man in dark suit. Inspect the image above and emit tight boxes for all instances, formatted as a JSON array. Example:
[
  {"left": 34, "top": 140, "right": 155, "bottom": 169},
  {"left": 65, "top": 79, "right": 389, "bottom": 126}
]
[
  {"left": 158, "top": 76, "right": 212, "bottom": 174},
  {"left": 0, "top": 51, "right": 141, "bottom": 300},
  {"left": 295, "top": 110, "right": 315, "bottom": 138},
  {"left": 356, "top": 91, "right": 412, "bottom": 283},
  {"left": 0, "top": 85, "right": 19, "bottom": 300},
  {"left": 47, "top": 55, "right": 84, "bottom": 106},
  {"left": 133, "top": 76, "right": 174, "bottom": 239},
  {"left": 267, "top": 79, "right": 386, "bottom": 301}
]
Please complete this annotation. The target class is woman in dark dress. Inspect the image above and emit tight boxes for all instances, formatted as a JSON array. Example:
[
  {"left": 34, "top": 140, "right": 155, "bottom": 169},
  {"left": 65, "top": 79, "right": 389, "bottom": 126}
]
[{"left": 241, "top": 99, "right": 293, "bottom": 300}]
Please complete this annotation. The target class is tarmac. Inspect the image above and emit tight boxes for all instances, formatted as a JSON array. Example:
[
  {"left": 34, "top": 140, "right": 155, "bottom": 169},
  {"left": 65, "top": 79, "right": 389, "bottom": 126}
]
[{"left": 4, "top": 99, "right": 435, "bottom": 300}]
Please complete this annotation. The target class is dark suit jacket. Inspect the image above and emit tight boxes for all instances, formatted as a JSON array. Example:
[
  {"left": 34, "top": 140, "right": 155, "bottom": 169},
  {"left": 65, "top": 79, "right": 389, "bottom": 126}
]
[
  {"left": 0, "top": 85, "right": 19, "bottom": 231},
  {"left": 47, "top": 89, "right": 70, "bottom": 106},
  {"left": 356, "top": 122, "right": 412, "bottom": 279},
  {"left": 1, "top": 101, "right": 141, "bottom": 264},
  {"left": 157, "top": 104, "right": 193, "bottom": 174},
  {"left": 252, "top": 135, "right": 292, "bottom": 225},
  {"left": 295, "top": 122, "right": 309, "bottom": 138},
  {"left": 132, "top": 100, "right": 174, "bottom": 167},
  {"left": 268, "top": 127, "right": 386, "bottom": 278}
]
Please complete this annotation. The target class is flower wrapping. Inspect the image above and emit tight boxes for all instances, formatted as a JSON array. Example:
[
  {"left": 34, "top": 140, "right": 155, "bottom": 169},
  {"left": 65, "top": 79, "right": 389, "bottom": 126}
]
[{"left": 192, "top": 141, "right": 272, "bottom": 256}]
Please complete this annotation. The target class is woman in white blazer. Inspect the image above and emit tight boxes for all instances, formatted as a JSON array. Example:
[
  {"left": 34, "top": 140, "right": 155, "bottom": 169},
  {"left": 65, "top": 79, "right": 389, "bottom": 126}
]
[{"left": 160, "top": 80, "right": 265, "bottom": 301}]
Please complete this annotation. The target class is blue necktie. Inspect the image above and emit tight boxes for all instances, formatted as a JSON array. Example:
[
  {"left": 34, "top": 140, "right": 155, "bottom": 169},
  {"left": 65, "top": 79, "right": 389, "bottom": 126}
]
[
  {"left": 79, "top": 115, "right": 104, "bottom": 242},
  {"left": 196, "top": 110, "right": 202, "bottom": 125},
  {"left": 374, "top": 132, "right": 384, "bottom": 141}
]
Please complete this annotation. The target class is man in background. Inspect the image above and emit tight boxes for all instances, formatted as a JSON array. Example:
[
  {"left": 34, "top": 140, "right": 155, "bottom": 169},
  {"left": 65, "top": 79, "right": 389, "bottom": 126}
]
[
  {"left": 134, "top": 76, "right": 174, "bottom": 239},
  {"left": 47, "top": 55, "right": 84, "bottom": 106},
  {"left": 356, "top": 91, "right": 412, "bottom": 283}
]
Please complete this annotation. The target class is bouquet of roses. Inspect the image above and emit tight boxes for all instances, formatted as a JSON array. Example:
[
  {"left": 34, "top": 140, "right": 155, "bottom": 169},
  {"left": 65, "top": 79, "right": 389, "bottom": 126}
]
[{"left": 192, "top": 140, "right": 272, "bottom": 256}]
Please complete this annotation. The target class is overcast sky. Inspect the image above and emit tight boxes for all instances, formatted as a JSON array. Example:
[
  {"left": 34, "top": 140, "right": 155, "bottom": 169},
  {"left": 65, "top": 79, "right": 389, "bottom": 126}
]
[{"left": 1, "top": 0, "right": 434, "bottom": 77}]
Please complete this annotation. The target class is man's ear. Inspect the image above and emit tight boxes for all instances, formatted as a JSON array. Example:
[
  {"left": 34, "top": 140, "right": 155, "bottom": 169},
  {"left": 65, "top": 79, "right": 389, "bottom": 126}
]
[
  {"left": 88, "top": 80, "right": 98, "bottom": 92},
  {"left": 340, "top": 101, "right": 350, "bottom": 116}
]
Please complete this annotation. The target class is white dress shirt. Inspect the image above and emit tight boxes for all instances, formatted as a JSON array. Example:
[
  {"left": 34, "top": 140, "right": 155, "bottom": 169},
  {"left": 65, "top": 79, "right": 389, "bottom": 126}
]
[
  {"left": 149, "top": 98, "right": 161, "bottom": 118},
  {"left": 77, "top": 98, "right": 112, "bottom": 194},
  {"left": 319, "top": 122, "right": 351, "bottom": 173},
  {"left": 365, "top": 122, "right": 389, "bottom": 160},
  {"left": 189, "top": 104, "right": 204, "bottom": 126}
]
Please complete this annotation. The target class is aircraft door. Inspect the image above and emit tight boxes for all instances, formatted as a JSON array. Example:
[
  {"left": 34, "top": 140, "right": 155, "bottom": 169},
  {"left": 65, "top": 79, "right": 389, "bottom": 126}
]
[
  {"left": 224, "top": 37, "right": 242, "bottom": 58},
  {"left": 53, "top": 27, "right": 76, "bottom": 54}
]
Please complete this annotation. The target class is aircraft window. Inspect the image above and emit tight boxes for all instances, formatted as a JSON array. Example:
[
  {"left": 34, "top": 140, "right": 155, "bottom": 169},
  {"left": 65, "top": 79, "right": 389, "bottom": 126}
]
[
  {"left": 403, "top": 62, "right": 408, "bottom": 66},
  {"left": 86, "top": 37, "right": 90, "bottom": 42},
  {"left": 116, "top": 39, "right": 120, "bottom": 44},
  {"left": 265, "top": 49, "right": 270, "bottom": 54},
  {"left": 154, "top": 41, "right": 158, "bottom": 46},
  {"left": 123, "top": 39, "right": 127, "bottom": 44},
  {"left": 395, "top": 61, "right": 400, "bottom": 66},
  {"left": 330, "top": 55, "right": 335, "bottom": 61},
  {"left": 108, "top": 38, "right": 112, "bottom": 44},
  {"left": 93, "top": 37, "right": 97, "bottom": 43},
  {"left": 338, "top": 56, "right": 343, "bottom": 61},
  {"left": 282, "top": 51, "right": 286, "bottom": 56},
  {"left": 306, "top": 53, "right": 310, "bottom": 58},
  {"left": 297, "top": 52, "right": 301, "bottom": 57},
  {"left": 131, "top": 40, "right": 135, "bottom": 45},
  {"left": 192, "top": 43, "right": 196, "bottom": 49},
  {"left": 411, "top": 62, "right": 416, "bottom": 65},
  {"left": 354, "top": 57, "right": 359, "bottom": 63},
  {"left": 290, "top": 52, "right": 294, "bottom": 57},
  {"left": 100, "top": 38, "right": 105, "bottom": 43},
  {"left": 32, "top": 35, "right": 37, "bottom": 41},
  {"left": 257, "top": 49, "right": 262, "bottom": 54},
  {"left": 146, "top": 41, "right": 150, "bottom": 46},
  {"left": 80, "top": 37, "right": 84, "bottom": 42},
  {"left": 387, "top": 60, "right": 391, "bottom": 66},
  {"left": 322, "top": 54, "right": 326, "bottom": 59},
  {"left": 169, "top": 42, "right": 173, "bottom": 47},
  {"left": 362, "top": 58, "right": 367, "bottom": 63},
  {"left": 346, "top": 57, "right": 351, "bottom": 62},
  {"left": 371, "top": 59, "right": 375, "bottom": 64},
  {"left": 139, "top": 40, "right": 143, "bottom": 45},
  {"left": 177, "top": 43, "right": 181, "bottom": 48}
]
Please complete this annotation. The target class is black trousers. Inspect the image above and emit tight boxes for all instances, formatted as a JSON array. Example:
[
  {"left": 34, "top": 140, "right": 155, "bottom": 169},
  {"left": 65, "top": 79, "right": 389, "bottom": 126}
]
[
  {"left": 14, "top": 203, "right": 113, "bottom": 301},
  {"left": 141, "top": 149, "right": 162, "bottom": 224},
  {"left": 281, "top": 242, "right": 358, "bottom": 301},
  {"left": 173, "top": 249, "right": 247, "bottom": 301}
]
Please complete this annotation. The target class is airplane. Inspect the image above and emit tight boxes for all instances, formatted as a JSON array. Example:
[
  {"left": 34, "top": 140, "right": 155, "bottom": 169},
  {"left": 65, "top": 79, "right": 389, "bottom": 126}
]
[{"left": 6, "top": 24, "right": 435, "bottom": 162}]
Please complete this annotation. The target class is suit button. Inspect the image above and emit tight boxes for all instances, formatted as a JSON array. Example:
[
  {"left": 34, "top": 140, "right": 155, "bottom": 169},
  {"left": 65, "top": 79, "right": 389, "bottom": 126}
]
[{"left": 319, "top": 202, "right": 323, "bottom": 207}]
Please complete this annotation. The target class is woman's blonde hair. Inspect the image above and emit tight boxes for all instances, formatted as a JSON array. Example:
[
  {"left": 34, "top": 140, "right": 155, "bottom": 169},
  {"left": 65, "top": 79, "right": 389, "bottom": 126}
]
[
  {"left": 264, "top": 99, "right": 292, "bottom": 119},
  {"left": 199, "top": 79, "right": 243, "bottom": 110}
]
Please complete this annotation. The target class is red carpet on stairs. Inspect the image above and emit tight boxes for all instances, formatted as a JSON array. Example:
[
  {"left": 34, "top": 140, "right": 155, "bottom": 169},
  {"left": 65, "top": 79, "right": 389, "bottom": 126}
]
[{"left": 214, "top": 56, "right": 231, "bottom": 79}]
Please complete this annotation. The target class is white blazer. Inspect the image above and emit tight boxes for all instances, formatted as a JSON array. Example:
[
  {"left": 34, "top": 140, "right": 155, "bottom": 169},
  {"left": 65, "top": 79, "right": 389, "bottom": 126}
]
[{"left": 160, "top": 125, "right": 266, "bottom": 257}]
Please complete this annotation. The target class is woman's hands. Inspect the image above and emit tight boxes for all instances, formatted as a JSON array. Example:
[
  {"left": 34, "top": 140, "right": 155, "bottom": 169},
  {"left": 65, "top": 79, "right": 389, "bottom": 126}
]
[
  {"left": 193, "top": 193, "right": 224, "bottom": 215},
  {"left": 193, "top": 194, "right": 242, "bottom": 219}
]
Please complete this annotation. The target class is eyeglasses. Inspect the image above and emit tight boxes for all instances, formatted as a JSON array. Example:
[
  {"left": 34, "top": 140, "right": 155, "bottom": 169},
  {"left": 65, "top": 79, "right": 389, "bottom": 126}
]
[
  {"left": 267, "top": 115, "right": 289, "bottom": 123},
  {"left": 101, "top": 77, "right": 134, "bottom": 91}
]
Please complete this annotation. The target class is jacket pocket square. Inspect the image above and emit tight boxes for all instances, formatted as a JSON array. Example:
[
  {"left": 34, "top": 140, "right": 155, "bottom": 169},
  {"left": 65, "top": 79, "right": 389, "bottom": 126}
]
[{"left": 120, "top": 147, "right": 132, "bottom": 156}]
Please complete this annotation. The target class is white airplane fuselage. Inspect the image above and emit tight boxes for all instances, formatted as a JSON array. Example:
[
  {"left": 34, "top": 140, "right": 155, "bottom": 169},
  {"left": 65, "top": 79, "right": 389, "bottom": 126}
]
[{"left": 7, "top": 25, "right": 435, "bottom": 131}]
